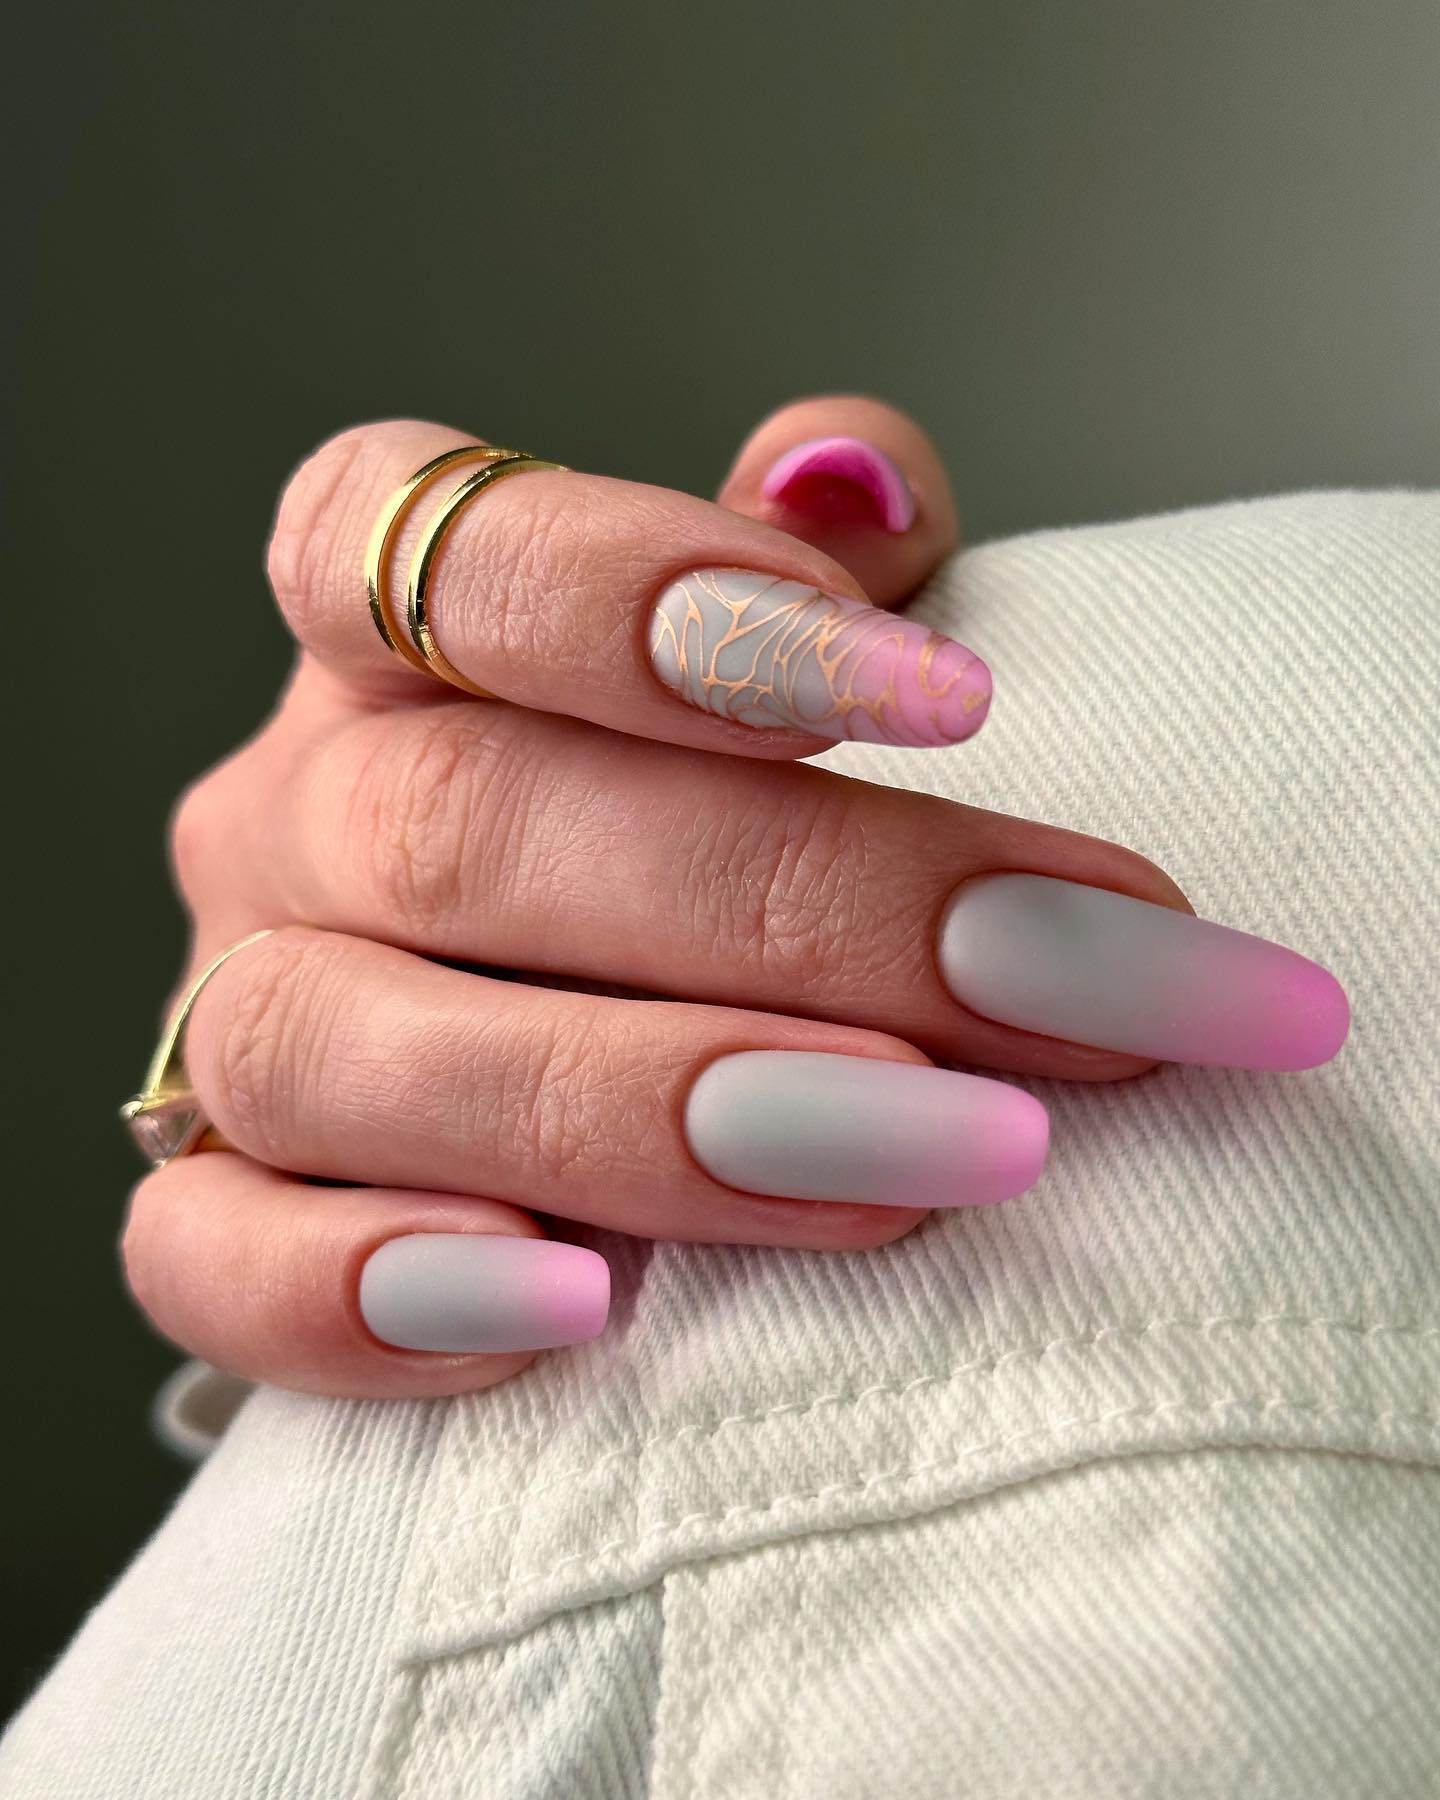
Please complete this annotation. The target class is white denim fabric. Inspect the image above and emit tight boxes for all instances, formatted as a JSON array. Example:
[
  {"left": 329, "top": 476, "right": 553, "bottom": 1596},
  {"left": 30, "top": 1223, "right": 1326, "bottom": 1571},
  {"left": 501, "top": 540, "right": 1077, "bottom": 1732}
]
[{"left": 4, "top": 491, "right": 1438, "bottom": 1798}]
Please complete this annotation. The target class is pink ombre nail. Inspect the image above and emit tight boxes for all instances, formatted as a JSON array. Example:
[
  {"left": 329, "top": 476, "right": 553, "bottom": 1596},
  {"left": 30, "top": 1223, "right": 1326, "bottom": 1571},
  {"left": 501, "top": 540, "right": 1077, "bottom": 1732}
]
[
  {"left": 685, "top": 1052, "right": 1049, "bottom": 1208},
  {"left": 939, "top": 874, "right": 1351, "bottom": 1071},
  {"left": 648, "top": 568, "right": 991, "bottom": 746},
  {"left": 359, "top": 1235, "right": 610, "bottom": 1353},
  {"left": 760, "top": 436, "right": 917, "bottom": 533}
]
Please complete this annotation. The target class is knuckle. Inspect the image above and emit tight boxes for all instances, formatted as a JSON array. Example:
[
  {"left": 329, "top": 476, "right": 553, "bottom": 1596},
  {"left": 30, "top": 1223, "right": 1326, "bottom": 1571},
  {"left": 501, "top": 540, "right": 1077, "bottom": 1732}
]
[
  {"left": 265, "top": 422, "right": 398, "bottom": 647},
  {"left": 168, "top": 771, "right": 227, "bottom": 905},
  {"left": 315, "top": 708, "right": 542, "bottom": 937},
  {"left": 199, "top": 929, "right": 327, "bottom": 1159},
  {"left": 694, "top": 790, "right": 879, "bottom": 996},
  {"left": 167, "top": 743, "right": 266, "bottom": 907},
  {"left": 435, "top": 1004, "right": 645, "bottom": 1193},
  {"left": 504, "top": 1012, "right": 644, "bottom": 1189}
]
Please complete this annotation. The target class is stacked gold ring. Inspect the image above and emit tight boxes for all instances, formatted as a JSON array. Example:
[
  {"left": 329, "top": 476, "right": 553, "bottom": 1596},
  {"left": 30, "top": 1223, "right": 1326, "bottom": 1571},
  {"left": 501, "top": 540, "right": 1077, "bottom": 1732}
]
[{"left": 364, "top": 444, "right": 567, "bottom": 696}]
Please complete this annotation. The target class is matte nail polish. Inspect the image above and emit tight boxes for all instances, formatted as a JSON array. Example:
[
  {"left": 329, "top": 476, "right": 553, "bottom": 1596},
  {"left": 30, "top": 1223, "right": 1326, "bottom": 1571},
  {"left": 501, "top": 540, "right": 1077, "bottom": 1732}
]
[
  {"left": 649, "top": 568, "right": 991, "bottom": 744},
  {"left": 684, "top": 1051, "right": 1048, "bottom": 1208},
  {"left": 938, "top": 873, "right": 1350, "bottom": 1070},
  {"left": 760, "top": 435, "right": 917, "bottom": 533},
  {"left": 359, "top": 1235, "right": 610, "bottom": 1353}
]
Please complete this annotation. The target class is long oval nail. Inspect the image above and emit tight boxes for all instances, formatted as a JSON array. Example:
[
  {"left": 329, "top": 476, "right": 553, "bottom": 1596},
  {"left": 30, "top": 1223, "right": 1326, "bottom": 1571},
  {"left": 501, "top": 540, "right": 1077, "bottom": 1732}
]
[
  {"left": 760, "top": 435, "right": 917, "bottom": 533},
  {"left": 684, "top": 1051, "right": 1048, "bottom": 1207},
  {"left": 359, "top": 1235, "right": 610, "bottom": 1353},
  {"left": 938, "top": 874, "right": 1350, "bottom": 1070},
  {"left": 649, "top": 568, "right": 991, "bottom": 745}
]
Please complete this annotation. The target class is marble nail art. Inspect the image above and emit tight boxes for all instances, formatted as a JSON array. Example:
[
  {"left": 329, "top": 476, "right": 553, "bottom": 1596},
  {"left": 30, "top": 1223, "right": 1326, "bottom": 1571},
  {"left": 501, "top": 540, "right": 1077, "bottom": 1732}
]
[{"left": 648, "top": 568, "right": 991, "bottom": 745}]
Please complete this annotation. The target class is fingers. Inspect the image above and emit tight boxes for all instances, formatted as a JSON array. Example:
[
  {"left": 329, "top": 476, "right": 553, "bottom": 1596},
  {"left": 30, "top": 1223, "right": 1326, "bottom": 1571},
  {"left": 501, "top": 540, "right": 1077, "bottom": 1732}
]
[
  {"left": 264, "top": 698, "right": 1187, "bottom": 1081},
  {"left": 266, "top": 419, "right": 990, "bottom": 758},
  {"left": 715, "top": 395, "right": 960, "bottom": 611},
  {"left": 182, "top": 927, "right": 1048, "bottom": 1244},
  {"left": 122, "top": 1151, "right": 607, "bottom": 1398},
  {"left": 184, "top": 684, "right": 1346, "bottom": 1083}
]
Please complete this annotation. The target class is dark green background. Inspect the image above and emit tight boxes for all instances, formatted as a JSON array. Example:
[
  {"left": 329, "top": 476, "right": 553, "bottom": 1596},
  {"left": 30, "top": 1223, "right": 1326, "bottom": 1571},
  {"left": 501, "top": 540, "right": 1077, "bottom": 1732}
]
[{"left": 5, "top": 0, "right": 1437, "bottom": 1725}]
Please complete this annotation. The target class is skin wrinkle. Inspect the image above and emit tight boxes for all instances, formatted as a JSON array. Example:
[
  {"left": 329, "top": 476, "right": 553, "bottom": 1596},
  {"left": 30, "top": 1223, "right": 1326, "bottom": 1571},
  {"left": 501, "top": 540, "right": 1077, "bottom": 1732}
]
[
  {"left": 417, "top": 993, "right": 668, "bottom": 1197},
  {"left": 699, "top": 796, "right": 843, "bottom": 974},
  {"left": 268, "top": 426, "right": 381, "bottom": 662},
  {"left": 268, "top": 658, "right": 1182, "bottom": 1085},
  {"left": 661, "top": 784, "right": 880, "bottom": 997},
  {"left": 137, "top": 411, "right": 1259, "bottom": 1403},
  {"left": 519, "top": 1020, "right": 616, "bottom": 1190},
  {"left": 356, "top": 717, "right": 480, "bottom": 932},
  {"left": 751, "top": 800, "right": 876, "bottom": 993},
  {"left": 442, "top": 474, "right": 619, "bottom": 693},
  {"left": 321, "top": 708, "right": 532, "bottom": 944},
  {"left": 198, "top": 932, "right": 330, "bottom": 1158}
]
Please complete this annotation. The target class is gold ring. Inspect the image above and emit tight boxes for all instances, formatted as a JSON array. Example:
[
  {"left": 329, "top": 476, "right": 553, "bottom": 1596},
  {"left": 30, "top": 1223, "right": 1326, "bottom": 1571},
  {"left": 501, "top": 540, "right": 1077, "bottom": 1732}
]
[
  {"left": 119, "top": 930, "right": 275, "bottom": 1168},
  {"left": 407, "top": 454, "right": 566, "bottom": 695},
  {"left": 365, "top": 445, "right": 566, "bottom": 696},
  {"left": 364, "top": 445, "right": 520, "bottom": 677}
]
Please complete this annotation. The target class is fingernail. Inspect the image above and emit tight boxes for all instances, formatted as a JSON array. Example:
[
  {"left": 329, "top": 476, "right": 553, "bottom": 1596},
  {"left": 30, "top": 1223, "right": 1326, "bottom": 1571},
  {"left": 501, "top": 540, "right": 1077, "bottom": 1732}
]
[
  {"left": 684, "top": 1051, "right": 1048, "bottom": 1207},
  {"left": 938, "top": 874, "right": 1350, "bottom": 1071},
  {"left": 649, "top": 568, "right": 991, "bottom": 745},
  {"left": 759, "top": 435, "right": 917, "bottom": 533},
  {"left": 359, "top": 1235, "right": 610, "bottom": 1353}
]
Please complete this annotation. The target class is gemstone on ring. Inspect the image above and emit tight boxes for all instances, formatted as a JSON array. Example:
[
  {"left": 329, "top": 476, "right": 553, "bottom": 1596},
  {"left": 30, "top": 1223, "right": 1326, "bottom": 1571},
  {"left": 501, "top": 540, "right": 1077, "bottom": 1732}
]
[
  {"left": 119, "top": 929, "right": 275, "bottom": 1169},
  {"left": 120, "top": 1091, "right": 206, "bottom": 1167}
]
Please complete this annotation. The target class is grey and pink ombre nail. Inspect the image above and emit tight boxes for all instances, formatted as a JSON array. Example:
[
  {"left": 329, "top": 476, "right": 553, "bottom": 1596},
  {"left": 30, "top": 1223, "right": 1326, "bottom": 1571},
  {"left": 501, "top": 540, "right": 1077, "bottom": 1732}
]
[
  {"left": 360, "top": 1235, "right": 609, "bottom": 1354},
  {"left": 938, "top": 874, "right": 1350, "bottom": 1071},
  {"left": 684, "top": 1052, "right": 1049, "bottom": 1209},
  {"left": 648, "top": 567, "right": 991, "bottom": 745}
]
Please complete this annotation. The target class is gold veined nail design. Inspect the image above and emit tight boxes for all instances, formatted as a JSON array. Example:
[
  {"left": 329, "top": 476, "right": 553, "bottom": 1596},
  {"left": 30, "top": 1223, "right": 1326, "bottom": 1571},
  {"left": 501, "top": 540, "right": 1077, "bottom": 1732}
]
[{"left": 647, "top": 569, "right": 991, "bottom": 746}]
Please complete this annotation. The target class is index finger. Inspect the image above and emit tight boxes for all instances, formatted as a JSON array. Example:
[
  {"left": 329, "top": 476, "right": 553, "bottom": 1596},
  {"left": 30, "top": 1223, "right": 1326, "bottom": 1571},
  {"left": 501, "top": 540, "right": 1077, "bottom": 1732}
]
[{"left": 265, "top": 419, "right": 990, "bottom": 759}]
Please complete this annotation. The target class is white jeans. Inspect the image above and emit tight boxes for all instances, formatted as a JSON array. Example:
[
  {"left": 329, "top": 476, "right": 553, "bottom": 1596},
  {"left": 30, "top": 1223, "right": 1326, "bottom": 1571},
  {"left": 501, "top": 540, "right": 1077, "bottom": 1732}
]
[{"left": 6, "top": 492, "right": 1437, "bottom": 1798}]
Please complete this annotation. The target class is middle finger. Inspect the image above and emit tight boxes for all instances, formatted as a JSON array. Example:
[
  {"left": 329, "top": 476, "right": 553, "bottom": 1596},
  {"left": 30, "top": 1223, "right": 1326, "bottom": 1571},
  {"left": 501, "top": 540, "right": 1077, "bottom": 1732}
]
[{"left": 265, "top": 694, "right": 1346, "bottom": 1082}]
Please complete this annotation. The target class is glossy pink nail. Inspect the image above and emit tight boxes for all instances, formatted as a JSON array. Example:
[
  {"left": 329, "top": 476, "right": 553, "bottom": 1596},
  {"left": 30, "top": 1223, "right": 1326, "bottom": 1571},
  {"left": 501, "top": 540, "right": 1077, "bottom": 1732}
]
[{"left": 760, "top": 435, "right": 917, "bottom": 533}]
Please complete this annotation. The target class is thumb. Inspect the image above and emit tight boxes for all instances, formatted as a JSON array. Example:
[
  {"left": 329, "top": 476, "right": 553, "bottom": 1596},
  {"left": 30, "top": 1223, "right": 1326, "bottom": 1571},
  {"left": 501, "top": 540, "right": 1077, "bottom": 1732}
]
[{"left": 715, "top": 395, "right": 960, "bottom": 611}]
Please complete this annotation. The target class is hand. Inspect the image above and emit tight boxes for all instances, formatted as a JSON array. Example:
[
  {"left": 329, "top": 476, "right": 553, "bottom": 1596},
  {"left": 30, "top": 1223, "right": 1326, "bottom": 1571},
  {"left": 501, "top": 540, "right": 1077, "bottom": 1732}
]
[{"left": 123, "top": 398, "right": 1348, "bottom": 1398}]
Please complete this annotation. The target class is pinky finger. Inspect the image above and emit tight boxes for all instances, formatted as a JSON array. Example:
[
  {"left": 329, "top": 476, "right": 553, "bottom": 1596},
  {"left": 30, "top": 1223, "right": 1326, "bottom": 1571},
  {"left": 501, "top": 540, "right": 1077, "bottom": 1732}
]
[{"left": 122, "top": 1153, "right": 610, "bottom": 1398}]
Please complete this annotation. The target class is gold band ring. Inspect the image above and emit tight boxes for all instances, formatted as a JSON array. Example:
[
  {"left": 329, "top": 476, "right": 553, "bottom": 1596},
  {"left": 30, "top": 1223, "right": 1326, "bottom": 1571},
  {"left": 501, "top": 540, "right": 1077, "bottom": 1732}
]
[
  {"left": 365, "top": 445, "right": 567, "bottom": 696},
  {"left": 120, "top": 930, "right": 275, "bottom": 1168}
]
